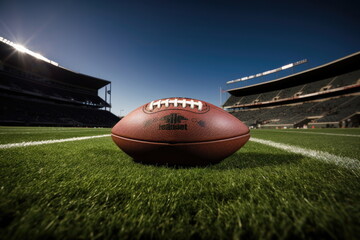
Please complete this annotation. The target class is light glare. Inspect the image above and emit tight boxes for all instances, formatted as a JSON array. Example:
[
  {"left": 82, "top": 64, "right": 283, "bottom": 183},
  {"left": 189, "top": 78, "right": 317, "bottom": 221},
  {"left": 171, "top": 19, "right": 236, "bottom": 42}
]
[
  {"left": 13, "top": 44, "right": 27, "bottom": 53},
  {"left": 0, "top": 36, "right": 59, "bottom": 66}
]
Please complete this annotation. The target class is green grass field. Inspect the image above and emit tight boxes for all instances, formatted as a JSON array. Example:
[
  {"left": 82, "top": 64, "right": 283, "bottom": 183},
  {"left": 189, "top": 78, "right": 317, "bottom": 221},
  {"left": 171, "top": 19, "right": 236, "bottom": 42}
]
[{"left": 0, "top": 127, "right": 359, "bottom": 239}]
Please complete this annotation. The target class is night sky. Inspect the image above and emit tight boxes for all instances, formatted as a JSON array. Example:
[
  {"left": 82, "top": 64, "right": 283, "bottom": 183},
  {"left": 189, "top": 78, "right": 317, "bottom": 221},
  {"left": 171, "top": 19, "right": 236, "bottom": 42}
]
[{"left": 1, "top": 0, "right": 359, "bottom": 116}]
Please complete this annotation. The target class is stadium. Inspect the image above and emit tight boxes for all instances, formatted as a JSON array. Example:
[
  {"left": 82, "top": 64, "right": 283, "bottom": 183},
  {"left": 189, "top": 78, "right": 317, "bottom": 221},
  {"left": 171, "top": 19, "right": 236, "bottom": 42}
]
[
  {"left": 0, "top": 37, "right": 120, "bottom": 127},
  {"left": 0, "top": 36, "right": 359, "bottom": 240},
  {"left": 224, "top": 52, "right": 360, "bottom": 129}
]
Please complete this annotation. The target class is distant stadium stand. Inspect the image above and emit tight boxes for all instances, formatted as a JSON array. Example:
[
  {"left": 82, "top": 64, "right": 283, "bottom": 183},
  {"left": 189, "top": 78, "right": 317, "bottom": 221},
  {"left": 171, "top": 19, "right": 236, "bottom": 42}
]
[
  {"left": 224, "top": 52, "right": 360, "bottom": 128},
  {"left": 0, "top": 38, "right": 119, "bottom": 127}
]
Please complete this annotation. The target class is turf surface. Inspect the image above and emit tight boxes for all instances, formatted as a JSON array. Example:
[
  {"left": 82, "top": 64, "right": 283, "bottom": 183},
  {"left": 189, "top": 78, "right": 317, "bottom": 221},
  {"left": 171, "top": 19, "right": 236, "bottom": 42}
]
[{"left": 0, "top": 127, "right": 359, "bottom": 239}]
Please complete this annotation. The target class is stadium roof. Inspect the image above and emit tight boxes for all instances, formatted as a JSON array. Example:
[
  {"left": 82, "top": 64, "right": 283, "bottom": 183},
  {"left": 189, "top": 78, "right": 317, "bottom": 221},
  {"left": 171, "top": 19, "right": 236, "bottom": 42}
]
[
  {"left": 0, "top": 41, "right": 110, "bottom": 90},
  {"left": 227, "top": 51, "right": 360, "bottom": 96}
]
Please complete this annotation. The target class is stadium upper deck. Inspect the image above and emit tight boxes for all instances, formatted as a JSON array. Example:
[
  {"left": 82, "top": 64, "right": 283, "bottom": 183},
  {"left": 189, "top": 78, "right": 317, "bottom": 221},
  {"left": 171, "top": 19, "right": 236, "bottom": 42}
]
[
  {"left": 0, "top": 39, "right": 109, "bottom": 90},
  {"left": 226, "top": 52, "right": 360, "bottom": 98}
]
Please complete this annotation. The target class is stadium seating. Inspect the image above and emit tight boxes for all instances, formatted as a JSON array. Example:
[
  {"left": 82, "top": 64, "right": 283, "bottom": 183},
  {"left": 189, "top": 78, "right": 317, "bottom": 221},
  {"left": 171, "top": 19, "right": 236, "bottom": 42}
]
[
  {"left": 257, "top": 90, "right": 282, "bottom": 102},
  {"left": 316, "top": 95, "right": 359, "bottom": 122},
  {"left": 329, "top": 69, "right": 360, "bottom": 88},
  {"left": 0, "top": 95, "right": 119, "bottom": 127},
  {"left": 225, "top": 69, "right": 360, "bottom": 109},
  {"left": 0, "top": 72, "right": 109, "bottom": 107},
  {"left": 230, "top": 95, "right": 359, "bottom": 128}
]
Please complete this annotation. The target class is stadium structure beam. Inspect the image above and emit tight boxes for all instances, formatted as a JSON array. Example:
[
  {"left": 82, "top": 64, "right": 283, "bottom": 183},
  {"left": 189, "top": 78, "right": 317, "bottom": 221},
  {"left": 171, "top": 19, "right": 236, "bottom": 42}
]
[
  {"left": 104, "top": 83, "right": 112, "bottom": 111},
  {"left": 109, "top": 83, "right": 112, "bottom": 112},
  {"left": 105, "top": 85, "right": 108, "bottom": 111}
]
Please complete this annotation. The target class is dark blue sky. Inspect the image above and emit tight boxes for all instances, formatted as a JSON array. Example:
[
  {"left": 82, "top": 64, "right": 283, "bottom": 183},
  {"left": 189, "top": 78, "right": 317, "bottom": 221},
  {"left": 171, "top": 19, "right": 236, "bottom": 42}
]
[{"left": 1, "top": 0, "right": 359, "bottom": 115}]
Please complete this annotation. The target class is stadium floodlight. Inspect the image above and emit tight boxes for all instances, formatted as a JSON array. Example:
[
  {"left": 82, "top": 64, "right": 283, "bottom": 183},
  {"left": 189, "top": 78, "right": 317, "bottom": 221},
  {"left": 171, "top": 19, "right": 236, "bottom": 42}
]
[
  {"left": 13, "top": 44, "right": 27, "bottom": 53},
  {"left": 227, "top": 59, "right": 308, "bottom": 84},
  {"left": 281, "top": 63, "right": 293, "bottom": 70},
  {"left": 0, "top": 36, "right": 59, "bottom": 67}
]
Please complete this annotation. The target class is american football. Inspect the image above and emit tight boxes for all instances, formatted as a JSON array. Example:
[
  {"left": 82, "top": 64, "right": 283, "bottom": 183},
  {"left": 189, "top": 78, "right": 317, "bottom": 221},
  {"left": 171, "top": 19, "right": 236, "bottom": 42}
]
[{"left": 111, "top": 98, "right": 250, "bottom": 165}]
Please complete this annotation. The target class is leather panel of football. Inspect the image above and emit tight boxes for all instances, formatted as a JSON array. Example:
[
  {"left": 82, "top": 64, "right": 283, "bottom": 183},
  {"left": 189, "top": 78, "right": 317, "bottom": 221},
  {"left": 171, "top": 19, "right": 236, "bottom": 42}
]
[
  {"left": 112, "top": 134, "right": 250, "bottom": 166},
  {"left": 111, "top": 102, "right": 249, "bottom": 143}
]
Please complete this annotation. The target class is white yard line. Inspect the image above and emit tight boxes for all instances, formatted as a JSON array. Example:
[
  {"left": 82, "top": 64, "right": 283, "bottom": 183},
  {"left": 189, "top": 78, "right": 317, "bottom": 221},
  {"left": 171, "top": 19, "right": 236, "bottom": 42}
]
[
  {"left": 0, "top": 134, "right": 111, "bottom": 149},
  {"left": 0, "top": 130, "right": 108, "bottom": 134},
  {"left": 250, "top": 137, "right": 360, "bottom": 170}
]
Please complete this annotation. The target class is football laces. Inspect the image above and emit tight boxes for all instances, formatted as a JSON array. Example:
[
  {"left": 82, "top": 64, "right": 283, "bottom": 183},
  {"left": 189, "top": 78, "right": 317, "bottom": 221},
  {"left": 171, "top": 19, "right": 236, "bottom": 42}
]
[{"left": 148, "top": 98, "right": 203, "bottom": 111}]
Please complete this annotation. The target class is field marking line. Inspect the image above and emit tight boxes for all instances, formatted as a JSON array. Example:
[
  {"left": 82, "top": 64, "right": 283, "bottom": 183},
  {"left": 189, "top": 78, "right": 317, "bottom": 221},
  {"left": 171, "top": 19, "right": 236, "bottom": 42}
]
[
  {"left": 256, "top": 130, "right": 360, "bottom": 137},
  {"left": 0, "top": 130, "right": 109, "bottom": 134},
  {"left": 250, "top": 137, "right": 360, "bottom": 170},
  {"left": 0, "top": 134, "right": 111, "bottom": 149}
]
